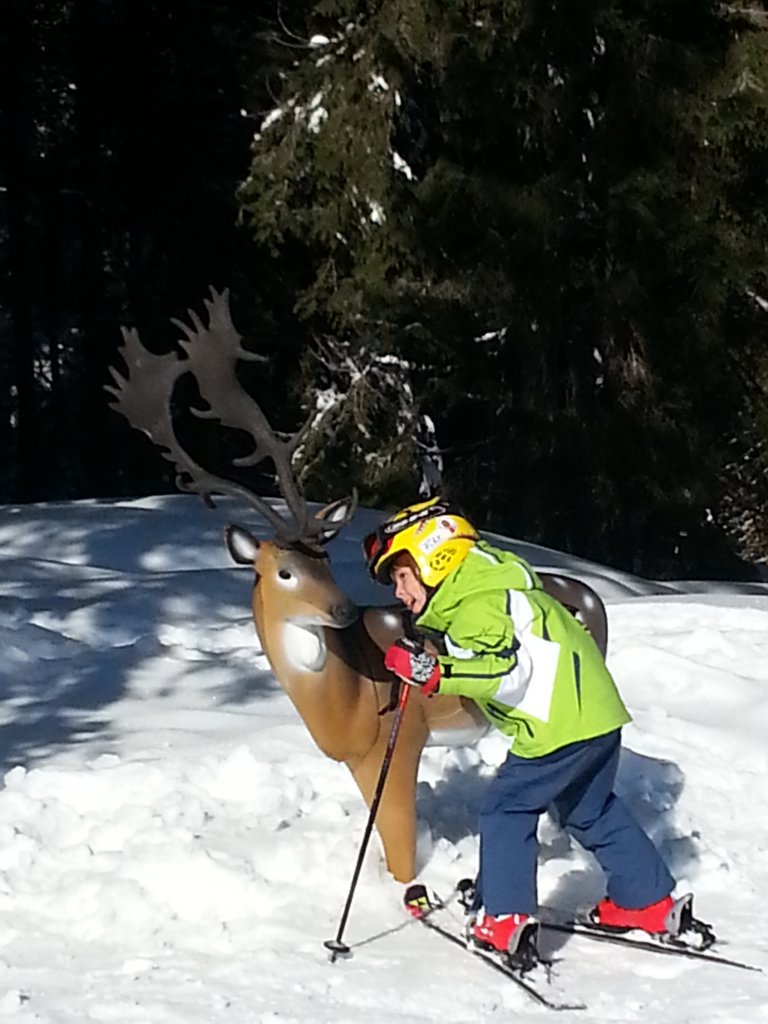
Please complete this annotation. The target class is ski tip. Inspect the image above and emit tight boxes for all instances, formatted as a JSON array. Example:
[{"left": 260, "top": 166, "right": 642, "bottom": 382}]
[{"left": 324, "top": 938, "right": 353, "bottom": 962}]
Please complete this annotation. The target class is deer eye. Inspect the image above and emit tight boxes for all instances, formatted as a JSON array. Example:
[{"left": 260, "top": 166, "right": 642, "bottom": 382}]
[{"left": 277, "top": 568, "right": 298, "bottom": 589}]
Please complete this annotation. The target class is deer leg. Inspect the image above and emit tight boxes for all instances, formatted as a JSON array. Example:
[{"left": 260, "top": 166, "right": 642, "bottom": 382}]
[{"left": 348, "top": 696, "right": 429, "bottom": 883}]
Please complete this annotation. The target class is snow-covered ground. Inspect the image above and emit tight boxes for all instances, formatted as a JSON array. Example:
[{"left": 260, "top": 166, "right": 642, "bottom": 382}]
[{"left": 0, "top": 494, "right": 767, "bottom": 1022}]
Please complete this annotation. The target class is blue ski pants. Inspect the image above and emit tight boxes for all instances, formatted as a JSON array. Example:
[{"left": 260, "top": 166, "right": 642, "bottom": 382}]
[{"left": 477, "top": 729, "right": 675, "bottom": 916}]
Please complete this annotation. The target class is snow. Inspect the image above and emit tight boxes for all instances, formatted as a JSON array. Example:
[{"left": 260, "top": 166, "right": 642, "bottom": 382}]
[
  {"left": 392, "top": 151, "right": 415, "bottom": 181},
  {"left": 1, "top": 493, "right": 767, "bottom": 1021}
]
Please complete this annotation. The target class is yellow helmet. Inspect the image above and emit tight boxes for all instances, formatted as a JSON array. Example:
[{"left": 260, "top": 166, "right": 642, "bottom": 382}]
[{"left": 363, "top": 496, "right": 479, "bottom": 588}]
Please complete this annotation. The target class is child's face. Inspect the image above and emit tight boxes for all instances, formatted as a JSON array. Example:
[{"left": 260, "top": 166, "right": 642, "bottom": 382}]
[{"left": 390, "top": 554, "right": 428, "bottom": 614}]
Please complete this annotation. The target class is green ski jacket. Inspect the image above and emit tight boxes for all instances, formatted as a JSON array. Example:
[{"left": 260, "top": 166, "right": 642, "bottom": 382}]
[{"left": 415, "top": 541, "right": 630, "bottom": 758}]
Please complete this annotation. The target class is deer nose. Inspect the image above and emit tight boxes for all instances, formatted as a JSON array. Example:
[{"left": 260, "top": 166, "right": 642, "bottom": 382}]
[{"left": 332, "top": 601, "right": 358, "bottom": 628}]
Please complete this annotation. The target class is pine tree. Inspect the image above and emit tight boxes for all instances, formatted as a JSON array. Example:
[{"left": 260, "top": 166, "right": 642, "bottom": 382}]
[{"left": 240, "top": 0, "right": 768, "bottom": 575}]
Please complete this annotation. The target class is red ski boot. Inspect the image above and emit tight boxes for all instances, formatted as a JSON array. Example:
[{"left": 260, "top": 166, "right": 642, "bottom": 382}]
[
  {"left": 471, "top": 912, "right": 540, "bottom": 969},
  {"left": 590, "top": 892, "right": 715, "bottom": 948},
  {"left": 591, "top": 894, "right": 675, "bottom": 934}
]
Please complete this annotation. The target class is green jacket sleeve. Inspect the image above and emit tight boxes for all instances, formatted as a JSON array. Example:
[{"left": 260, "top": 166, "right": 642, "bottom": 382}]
[{"left": 434, "top": 591, "right": 520, "bottom": 701}]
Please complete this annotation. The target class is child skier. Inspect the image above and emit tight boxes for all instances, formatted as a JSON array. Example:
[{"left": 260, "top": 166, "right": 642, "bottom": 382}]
[{"left": 363, "top": 496, "right": 684, "bottom": 959}]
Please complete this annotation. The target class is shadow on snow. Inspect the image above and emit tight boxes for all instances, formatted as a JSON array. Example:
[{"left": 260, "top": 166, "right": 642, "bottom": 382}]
[{"left": 0, "top": 495, "right": 282, "bottom": 773}]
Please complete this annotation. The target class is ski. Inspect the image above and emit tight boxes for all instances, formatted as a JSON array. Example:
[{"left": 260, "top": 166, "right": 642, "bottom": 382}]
[
  {"left": 418, "top": 909, "right": 587, "bottom": 1012},
  {"left": 539, "top": 913, "right": 762, "bottom": 973}
]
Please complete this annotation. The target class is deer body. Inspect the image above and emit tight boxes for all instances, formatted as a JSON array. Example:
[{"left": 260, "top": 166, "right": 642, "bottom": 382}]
[{"left": 107, "top": 287, "right": 609, "bottom": 885}]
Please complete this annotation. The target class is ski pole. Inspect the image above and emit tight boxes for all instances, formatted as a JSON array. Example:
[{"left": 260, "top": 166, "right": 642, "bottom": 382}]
[{"left": 324, "top": 680, "right": 412, "bottom": 962}]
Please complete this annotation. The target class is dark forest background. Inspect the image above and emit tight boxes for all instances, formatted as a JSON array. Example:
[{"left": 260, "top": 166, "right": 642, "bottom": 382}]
[{"left": 2, "top": 0, "right": 768, "bottom": 579}]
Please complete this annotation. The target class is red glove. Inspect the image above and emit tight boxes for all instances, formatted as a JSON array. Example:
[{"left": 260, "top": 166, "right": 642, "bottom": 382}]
[{"left": 384, "top": 637, "right": 441, "bottom": 695}]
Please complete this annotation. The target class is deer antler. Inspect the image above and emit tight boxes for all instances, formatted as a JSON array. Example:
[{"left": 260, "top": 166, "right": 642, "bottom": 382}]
[{"left": 105, "top": 287, "right": 356, "bottom": 546}]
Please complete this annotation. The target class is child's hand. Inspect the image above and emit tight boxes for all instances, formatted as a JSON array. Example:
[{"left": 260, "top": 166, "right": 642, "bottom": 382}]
[{"left": 384, "top": 637, "right": 441, "bottom": 695}]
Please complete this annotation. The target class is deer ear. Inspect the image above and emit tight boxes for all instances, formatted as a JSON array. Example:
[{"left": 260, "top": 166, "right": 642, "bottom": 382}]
[
  {"left": 225, "top": 525, "right": 261, "bottom": 566},
  {"left": 313, "top": 491, "right": 358, "bottom": 543}
]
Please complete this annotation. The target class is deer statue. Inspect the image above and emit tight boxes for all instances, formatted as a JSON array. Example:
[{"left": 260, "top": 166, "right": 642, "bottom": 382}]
[{"left": 106, "top": 287, "right": 609, "bottom": 883}]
